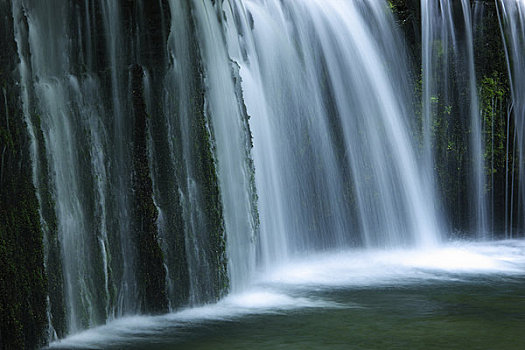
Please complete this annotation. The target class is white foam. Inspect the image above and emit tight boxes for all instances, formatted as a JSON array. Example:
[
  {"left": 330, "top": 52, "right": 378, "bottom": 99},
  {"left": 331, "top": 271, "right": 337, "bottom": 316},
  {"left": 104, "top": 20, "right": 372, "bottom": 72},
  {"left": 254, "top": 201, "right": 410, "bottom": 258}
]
[
  {"left": 263, "top": 240, "right": 525, "bottom": 288},
  {"left": 49, "top": 289, "right": 338, "bottom": 349},
  {"left": 49, "top": 240, "right": 525, "bottom": 349}
]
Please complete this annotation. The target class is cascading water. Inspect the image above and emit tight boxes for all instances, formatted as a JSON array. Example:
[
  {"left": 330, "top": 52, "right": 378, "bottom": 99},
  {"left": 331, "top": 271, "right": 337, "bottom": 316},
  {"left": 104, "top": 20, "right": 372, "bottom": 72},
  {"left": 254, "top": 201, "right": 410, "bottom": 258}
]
[
  {"left": 421, "top": 0, "right": 488, "bottom": 236},
  {"left": 10, "top": 0, "right": 255, "bottom": 337},
  {"left": 498, "top": 0, "right": 525, "bottom": 237},
  {"left": 10, "top": 0, "right": 525, "bottom": 346},
  {"left": 98, "top": 0, "right": 139, "bottom": 318},
  {"left": 461, "top": 0, "right": 489, "bottom": 238},
  {"left": 13, "top": 0, "right": 114, "bottom": 333},
  {"left": 189, "top": 0, "right": 259, "bottom": 293},
  {"left": 9, "top": 0, "right": 443, "bottom": 339},
  {"left": 221, "top": 0, "right": 440, "bottom": 266}
]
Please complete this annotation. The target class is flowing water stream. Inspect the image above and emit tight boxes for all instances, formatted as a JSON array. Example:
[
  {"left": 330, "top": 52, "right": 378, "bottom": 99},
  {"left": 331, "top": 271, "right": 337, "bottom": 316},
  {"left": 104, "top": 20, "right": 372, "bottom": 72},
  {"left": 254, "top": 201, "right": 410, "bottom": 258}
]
[
  {"left": 498, "top": 0, "right": 525, "bottom": 237},
  {"left": 4, "top": 0, "right": 525, "bottom": 347}
]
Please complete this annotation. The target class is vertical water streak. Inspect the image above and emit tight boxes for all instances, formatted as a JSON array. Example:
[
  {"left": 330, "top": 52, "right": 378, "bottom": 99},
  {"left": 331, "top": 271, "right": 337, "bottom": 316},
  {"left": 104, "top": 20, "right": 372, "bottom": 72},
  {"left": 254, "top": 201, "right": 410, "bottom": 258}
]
[
  {"left": 460, "top": 0, "right": 488, "bottom": 238},
  {"left": 473, "top": 0, "right": 496, "bottom": 235},
  {"left": 99, "top": 0, "right": 138, "bottom": 315},
  {"left": 224, "top": 0, "right": 440, "bottom": 266},
  {"left": 10, "top": 0, "right": 58, "bottom": 337},
  {"left": 12, "top": 0, "right": 107, "bottom": 333},
  {"left": 498, "top": 0, "right": 525, "bottom": 237},
  {"left": 421, "top": 0, "right": 488, "bottom": 236},
  {"left": 190, "top": 0, "right": 258, "bottom": 292},
  {"left": 163, "top": 0, "right": 200, "bottom": 305},
  {"left": 220, "top": 0, "right": 290, "bottom": 267},
  {"left": 6, "top": 0, "right": 458, "bottom": 340},
  {"left": 158, "top": 0, "right": 232, "bottom": 305},
  {"left": 421, "top": 0, "right": 437, "bottom": 199},
  {"left": 307, "top": 0, "right": 439, "bottom": 247},
  {"left": 10, "top": 0, "right": 161, "bottom": 334}
]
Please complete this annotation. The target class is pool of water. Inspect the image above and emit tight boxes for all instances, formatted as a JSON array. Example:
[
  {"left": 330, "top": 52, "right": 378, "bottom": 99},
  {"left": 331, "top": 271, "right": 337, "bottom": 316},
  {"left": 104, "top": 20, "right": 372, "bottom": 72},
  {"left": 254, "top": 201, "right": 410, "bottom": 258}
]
[{"left": 48, "top": 240, "right": 525, "bottom": 350}]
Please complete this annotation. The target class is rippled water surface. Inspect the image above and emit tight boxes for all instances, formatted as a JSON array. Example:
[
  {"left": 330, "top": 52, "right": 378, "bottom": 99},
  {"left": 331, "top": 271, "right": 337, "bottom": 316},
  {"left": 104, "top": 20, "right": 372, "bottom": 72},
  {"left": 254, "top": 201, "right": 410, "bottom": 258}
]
[{"left": 48, "top": 240, "right": 525, "bottom": 349}]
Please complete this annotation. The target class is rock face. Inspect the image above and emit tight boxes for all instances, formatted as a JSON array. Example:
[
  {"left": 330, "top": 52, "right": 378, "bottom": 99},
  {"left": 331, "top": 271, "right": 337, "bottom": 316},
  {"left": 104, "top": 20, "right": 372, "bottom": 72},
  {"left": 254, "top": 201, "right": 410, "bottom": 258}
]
[
  {"left": 0, "top": 1, "right": 523, "bottom": 348},
  {"left": 0, "top": 1, "right": 48, "bottom": 348},
  {"left": 0, "top": 0, "right": 233, "bottom": 347}
]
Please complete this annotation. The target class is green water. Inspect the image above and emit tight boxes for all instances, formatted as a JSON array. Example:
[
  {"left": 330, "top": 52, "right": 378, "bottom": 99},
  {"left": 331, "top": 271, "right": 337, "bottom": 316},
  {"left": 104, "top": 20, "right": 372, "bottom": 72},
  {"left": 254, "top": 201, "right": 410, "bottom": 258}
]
[
  {"left": 49, "top": 243, "right": 525, "bottom": 350},
  {"left": 62, "top": 278, "right": 525, "bottom": 349}
]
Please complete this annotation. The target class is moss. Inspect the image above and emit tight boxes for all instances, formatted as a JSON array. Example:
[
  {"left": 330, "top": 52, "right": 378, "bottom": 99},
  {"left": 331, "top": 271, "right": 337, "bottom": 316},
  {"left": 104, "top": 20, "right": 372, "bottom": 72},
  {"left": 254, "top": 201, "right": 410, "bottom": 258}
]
[
  {"left": 473, "top": 1, "right": 514, "bottom": 234},
  {"left": 480, "top": 74, "right": 508, "bottom": 172},
  {"left": 407, "top": 0, "right": 514, "bottom": 234},
  {"left": 389, "top": 0, "right": 421, "bottom": 64},
  {"left": 129, "top": 0, "right": 190, "bottom": 309},
  {"left": 479, "top": 72, "right": 513, "bottom": 232},
  {"left": 186, "top": 7, "right": 229, "bottom": 300},
  {"left": 146, "top": 84, "right": 190, "bottom": 308},
  {"left": 191, "top": 79, "right": 229, "bottom": 299},
  {"left": 31, "top": 112, "right": 67, "bottom": 339},
  {"left": 130, "top": 64, "right": 168, "bottom": 314},
  {"left": 192, "top": 62, "right": 229, "bottom": 301},
  {"left": 0, "top": 2, "right": 49, "bottom": 348},
  {"left": 0, "top": 77, "right": 48, "bottom": 350}
]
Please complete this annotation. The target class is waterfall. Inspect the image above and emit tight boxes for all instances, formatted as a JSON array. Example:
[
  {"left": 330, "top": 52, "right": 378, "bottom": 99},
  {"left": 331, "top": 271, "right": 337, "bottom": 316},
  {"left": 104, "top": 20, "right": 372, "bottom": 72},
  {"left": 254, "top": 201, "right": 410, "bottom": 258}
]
[
  {"left": 7, "top": 0, "right": 449, "bottom": 341},
  {"left": 189, "top": 0, "right": 259, "bottom": 293},
  {"left": 7, "top": 0, "right": 525, "bottom": 347},
  {"left": 10, "top": 0, "right": 253, "bottom": 336},
  {"left": 421, "top": 0, "right": 488, "bottom": 236},
  {"left": 12, "top": 0, "right": 114, "bottom": 332},
  {"left": 461, "top": 0, "right": 489, "bottom": 238},
  {"left": 498, "top": 0, "right": 525, "bottom": 238},
  {"left": 223, "top": 0, "right": 440, "bottom": 259}
]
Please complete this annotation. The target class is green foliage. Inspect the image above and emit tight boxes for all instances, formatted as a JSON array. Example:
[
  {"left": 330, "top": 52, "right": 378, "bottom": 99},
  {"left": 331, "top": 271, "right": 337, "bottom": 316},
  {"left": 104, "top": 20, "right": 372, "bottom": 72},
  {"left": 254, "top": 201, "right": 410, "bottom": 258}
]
[
  {"left": 480, "top": 73, "right": 507, "bottom": 173},
  {"left": 409, "top": 0, "right": 513, "bottom": 233},
  {"left": 389, "top": 0, "right": 421, "bottom": 64},
  {"left": 389, "top": 0, "right": 416, "bottom": 25}
]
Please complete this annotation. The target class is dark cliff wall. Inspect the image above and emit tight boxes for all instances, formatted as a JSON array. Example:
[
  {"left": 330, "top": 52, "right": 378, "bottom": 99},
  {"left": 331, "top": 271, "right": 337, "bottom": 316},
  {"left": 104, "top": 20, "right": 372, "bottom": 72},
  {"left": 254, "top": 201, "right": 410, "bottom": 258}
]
[
  {"left": 1, "top": 0, "right": 229, "bottom": 346},
  {"left": 0, "top": 2, "right": 48, "bottom": 349}
]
